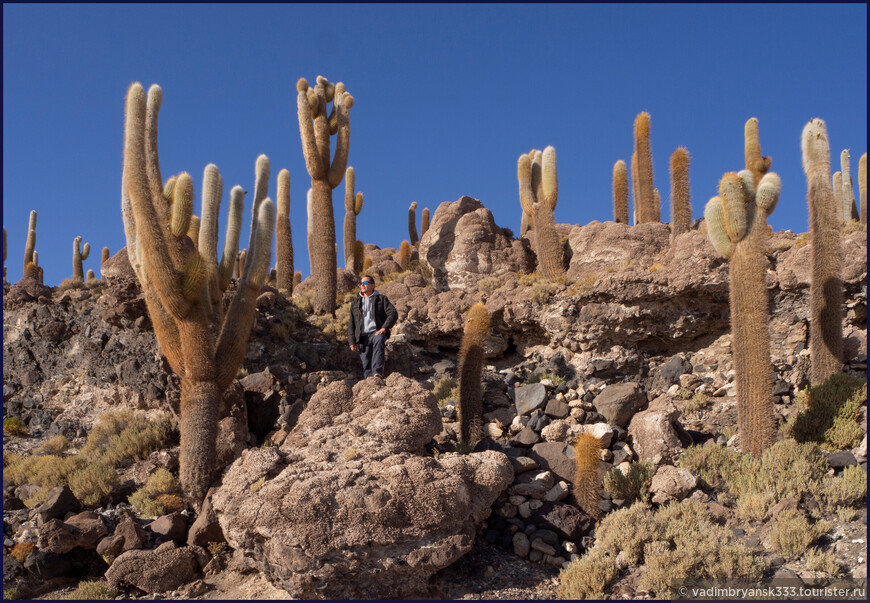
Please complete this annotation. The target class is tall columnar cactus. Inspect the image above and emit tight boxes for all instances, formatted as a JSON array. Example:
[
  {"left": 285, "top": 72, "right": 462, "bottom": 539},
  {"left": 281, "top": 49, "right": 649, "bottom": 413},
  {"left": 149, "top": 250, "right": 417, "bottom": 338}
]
[
  {"left": 670, "top": 147, "right": 692, "bottom": 239},
  {"left": 458, "top": 302, "right": 490, "bottom": 453},
  {"left": 276, "top": 168, "right": 294, "bottom": 294},
  {"left": 631, "top": 150, "right": 640, "bottom": 225},
  {"left": 802, "top": 119, "right": 843, "bottom": 383},
  {"left": 517, "top": 146, "right": 565, "bottom": 280},
  {"left": 704, "top": 169, "right": 781, "bottom": 457},
  {"left": 353, "top": 240, "right": 365, "bottom": 275},
  {"left": 362, "top": 256, "right": 372, "bottom": 273},
  {"left": 833, "top": 172, "right": 844, "bottom": 224},
  {"left": 744, "top": 117, "right": 771, "bottom": 186},
  {"left": 859, "top": 152, "right": 867, "bottom": 225},
  {"left": 121, "top": 82, "right": 274, "bottom": 505},
  {"left": 343, "top": 167, "right": 363, "bottom": 271},
  {"left": 634, "top": 112, "right": 656, "bottom": 224},
  {"left": 572, "top": 433, "right": 602, "bottom": 519},
  {"left": 23, "top": 210, "right": 39, "bottom": 280},
  {"left": 421, "top": 207, "right": 430, "bottom": 239},
  {"left": 652, "top": 188, "right": 661, "bottom": 222},
  {"left": 408, "top": 202, "right": 419, "bottom": 246},
  {"left": 72, "top": 236, "right": 91, "bottom": 282},
  {"left": 297, "top": 76, "right": 353, "bottom": 315},
  {"left": 840, "top": 149, "right": 858, "bottom": 222},
  {"left": 397, "top": 240, "right": 411, "bottom": 271},
  {"left": 612, "top": 159, "right": 629, "bottom": 224},
  {"left": 101, "top": 247, "right": 110, "bottom": 266}
]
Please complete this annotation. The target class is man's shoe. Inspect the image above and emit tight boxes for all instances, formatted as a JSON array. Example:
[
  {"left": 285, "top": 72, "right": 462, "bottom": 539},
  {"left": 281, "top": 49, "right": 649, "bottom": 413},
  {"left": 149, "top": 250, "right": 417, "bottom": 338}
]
[{"left": 374, "top": 373, "right": 383, "bottom": 379}]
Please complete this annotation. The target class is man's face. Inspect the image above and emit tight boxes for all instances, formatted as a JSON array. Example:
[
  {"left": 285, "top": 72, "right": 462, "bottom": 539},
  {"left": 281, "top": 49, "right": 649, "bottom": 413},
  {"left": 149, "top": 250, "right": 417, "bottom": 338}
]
[{"left": 360, "top": 279, "right": 374, "bottom": 294}]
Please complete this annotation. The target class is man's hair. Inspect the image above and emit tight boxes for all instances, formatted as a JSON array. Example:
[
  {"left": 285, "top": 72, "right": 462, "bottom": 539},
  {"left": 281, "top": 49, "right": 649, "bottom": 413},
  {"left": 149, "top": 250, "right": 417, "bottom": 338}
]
[{"left": 362, "top": 274, "right": 376, "bottom": 284}]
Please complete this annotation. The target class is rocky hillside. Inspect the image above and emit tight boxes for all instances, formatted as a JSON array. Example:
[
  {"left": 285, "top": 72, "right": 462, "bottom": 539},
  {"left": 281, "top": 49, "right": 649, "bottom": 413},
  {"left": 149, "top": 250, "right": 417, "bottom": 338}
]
[{"left": 3, "top": 198, "right": 867, "bottom": 600}]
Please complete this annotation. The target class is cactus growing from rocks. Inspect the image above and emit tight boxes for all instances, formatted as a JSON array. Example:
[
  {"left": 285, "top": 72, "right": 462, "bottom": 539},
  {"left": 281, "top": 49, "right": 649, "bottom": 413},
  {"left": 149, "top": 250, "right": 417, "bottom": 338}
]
[
  {"left": 631, "top": 150, "right": 640, "bottom": 225},
  {"left": 297, "top": 76, "right": 353, "bottom": 315},
  {"left": 343, "top": 167, "right": 363, "bottom": 272},
  {"left": 573, "top": 432, "right": 602, "bottom": 519},
  {"left": 421, "top": 207, "right": 430, "bottom": 239},
  {"left": 802, "top": 119, "right": 843, "bottom": 383},
  {"left": 397, "top": 240, "right": 411, "bottom": 272},
  {"left": 276, "top": 168, "right": 294, "bottom": 294},
  {"left": 859, "top": 152, "right": 867, "bottom": 225},
  {"left": 744, "top": 117, "right": 772, "bottom": 187},
  {"left": 353, "top": 240, "right": 365, "bottom": 275},
  {"left": 408, "top": 202, "right": 419, "bottom": 246},
  {"left": 670, "top": 148, "right": 691, "bottom": 239},
  {"left": 86, "top": 269, "right": 96, "bottom": 283},
  {"left": 22, "top": 210, "right": 38, "bottom": 280},
  {"left": 362, "top": 256, "right": 372, "bottom": 273},
  {"left": 613, "top": 160, "right": 629, "bottom": 224},
  {"left": 72, "top": 236, "right": 91, "bottom": 282},
  {"left": 101, "top": 247, "right": 110, "bottom": 267},
  {"left": 121, "top": 82, "right": 275, "bottom": 505},
  {"left": 634, "top": 112, "right": 656, "bottom": 224},
  {"left": 518, "top": 146, "right": 565, "bottom": 281},
  {"left": 457, "top": 302, "right": 490, "bottom": 453},
  {"left": 840, "top": 150, "right": 858, "bottom": 222},
  {"left": 704, "top": 170, "right": 781, "bottom": 457}
]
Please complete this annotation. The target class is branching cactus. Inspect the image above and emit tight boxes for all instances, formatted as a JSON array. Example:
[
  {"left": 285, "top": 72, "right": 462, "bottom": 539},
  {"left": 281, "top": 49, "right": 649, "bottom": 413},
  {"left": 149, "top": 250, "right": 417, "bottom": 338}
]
[
  {"left": 121, "top": 82, "right": 275, "bottom": 506},
  {"left": 397, "top": 240, "right": 411, "bottom": 271},
  {"left": 297, "top": 76, "right": 353, "bottom": 315},
  {"left": 744, "top": 117, "right": 771, "bottom": 186},
  {"left": 802, "top": 119, "right": 843, "bottom": 383},
  {"left": 518, "top": 146, "right": 565, "bottom": 280},
  {"left": 840, "top": 150, "right": 858, "bottom": 222},
  {"left": 276, "top": 168, "right": 294, "bottom": 294},
  {"left": 634, "top": 112, "right": 656, "bottom": 224},
  {"left": 23, "top": 210, "right": 39, "bottom": 280},
  {"left": 72, "top": 236, "right": 91, "bottom": 282},
  {"left": 421, "top": 207, "right": 430, "bottom": 239},
  {"left": 860, "top": 152, "right": 867, "bottom": 225},
  {"left": 572, "top": 433, "right": 602, "bottom": 519},
  {"left": 408, "top": 202, "right": 419, "bottom": 246},
  {"left": 458, "top": 302, "right": 490, "bottom": 453},
  {"left": 612, "top": 160, "right": 629, "bottom": 224},
  {"left": 343, "top": 167, "right": 363, "bottom": 271},
  {"left": 704, "top": 169, "right": 781, "bottom": 457},
  {"left": 670, "top": 147, "right": 691, "bottom": 239}
]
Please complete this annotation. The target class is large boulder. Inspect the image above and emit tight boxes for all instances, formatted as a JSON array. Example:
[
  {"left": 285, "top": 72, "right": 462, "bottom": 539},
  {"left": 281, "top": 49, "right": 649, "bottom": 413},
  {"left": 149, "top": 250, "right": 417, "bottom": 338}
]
[
  {"left": 419, "top": 196, "right": 533, "bottom": 291},
  {"left": 566, "top": 221, "right": 671, "bottom": 281},
  {"left": 105, "top": 541, "right": 207, "bottom": 594},
  {"left": 211, "top": 374, "right": 514, "bottom": 600}
]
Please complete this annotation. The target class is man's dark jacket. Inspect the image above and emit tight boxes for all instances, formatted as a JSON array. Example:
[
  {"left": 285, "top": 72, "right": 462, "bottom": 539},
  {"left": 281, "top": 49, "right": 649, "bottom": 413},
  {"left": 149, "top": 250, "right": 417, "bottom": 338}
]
[{"left": 348, "top": 291, "right": 398, "bottom": 344}]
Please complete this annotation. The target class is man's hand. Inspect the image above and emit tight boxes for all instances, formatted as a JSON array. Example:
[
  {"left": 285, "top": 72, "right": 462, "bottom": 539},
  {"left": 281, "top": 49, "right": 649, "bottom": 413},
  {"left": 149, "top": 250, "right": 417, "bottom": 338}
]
[{"left": 375, "top": 328, "right": 386, "bottom": 336}]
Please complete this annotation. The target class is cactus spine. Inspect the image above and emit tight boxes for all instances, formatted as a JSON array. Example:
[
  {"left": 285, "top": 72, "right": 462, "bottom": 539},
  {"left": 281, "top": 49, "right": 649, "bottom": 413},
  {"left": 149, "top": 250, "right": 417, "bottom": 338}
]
[
  {"left": 517, "top": 146, "right": 565, "bottom": 281},
  {"left": 397, "top": 240, "right": 411, "bottom": 271},
  {"left": 744, "top": 117, "right": 771, "bottom": 186},
  {"left": 457, "top": 302, "right": 490, "bottom": 453},
  {"left": 72, "top": 236, "right": 91, "bottom": 281},
  {"left": 421, "top": 207, "right": 430, "bottom": 239},
  {"left": 343, "top": 167, "right": 363, "bottom": 271},
  {"left": 408, "top": 202, "right": 419, "bottom": 246},
  {"left": 705, "top": 169, "right": 781, "bottom": 457},
  {"left": 840, "top": 149, "right": 858, "bottom": 222},
  {"left": 670, "top": 147, "right": 691, "bottom": 239},
  {"left": 276, "top": 168, "right": 294, "bottom": 294},
  {"left": 297, "top": 76, "right": 353, "bottom": 315},
  {"left": 802, "top": 119, "right": 843, "bottom": 383},
  {"left": 23, "top": 210, "right": 38, "bottom": 279},
  {"left": 613, "top": 160, "right": 629, "bottom": 224},
  {"left": 634, "top": 112, "right": 656, "bottom": 223},
  {"left": 859, "top": 152, "right": 867, "bottom": 225},
  {"left": 122, "top": 82, "right": 275, "bottom": 505},
  {"left": 572, "top": 433, "right": 602, "bottom": 519}
]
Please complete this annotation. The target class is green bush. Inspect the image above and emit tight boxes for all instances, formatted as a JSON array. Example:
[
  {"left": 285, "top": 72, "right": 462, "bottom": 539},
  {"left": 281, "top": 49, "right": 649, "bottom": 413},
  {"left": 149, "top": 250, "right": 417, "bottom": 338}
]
[
  {"left": 129, "top": 467, "right": 182, "bottom": 517},
  {"left": 787, "top": 373, "right": 866, "bottom": 451},
  {"left": 3, "top": 417, "right": 28, "bottom": 436},
  {"left": 433, "top": 375, "right": 458, "bottom": 405},
  {"left": 603, "top": 461, "right": 653, "bottom": 504}
]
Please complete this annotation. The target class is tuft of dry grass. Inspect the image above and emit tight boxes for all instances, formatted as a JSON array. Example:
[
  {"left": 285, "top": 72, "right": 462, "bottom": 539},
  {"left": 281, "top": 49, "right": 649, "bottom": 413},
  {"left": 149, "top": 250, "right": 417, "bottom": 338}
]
[{"left": 557, "top": 548, "right": 617, "bottom": 599}]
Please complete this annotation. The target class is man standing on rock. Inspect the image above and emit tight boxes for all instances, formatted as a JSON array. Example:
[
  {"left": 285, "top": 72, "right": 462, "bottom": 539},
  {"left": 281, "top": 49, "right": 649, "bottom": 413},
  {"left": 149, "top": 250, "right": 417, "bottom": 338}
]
[{"left": 348, "top": 275, "right": 398, "bottom": 379}]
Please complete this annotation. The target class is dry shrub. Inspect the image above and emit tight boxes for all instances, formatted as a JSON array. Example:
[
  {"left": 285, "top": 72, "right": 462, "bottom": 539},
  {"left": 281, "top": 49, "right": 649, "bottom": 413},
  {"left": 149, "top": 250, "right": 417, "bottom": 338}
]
[
  {"left": 477, "top": 276, "right": 501, "bottom": 294},
  {"left": 768, "top": 509, "right": 830, "bottom": 558},
  {"left": 36, "top": 435, "right": 70, "bottom": 455},
  {"left": 68, "top": 460, "right": 118, "bottom": 506},
  {"left": 603, "top": 461, "right": 652, "bottom": 504},
  {"left": 128, "top": 467, "right": 181, "bottom": 517},
  {"left": 10, "top": 542, "right": 35, "bottom": 563},
  {"left": 818, "top": 465, "right": 867, "bottom": 511},
  {"left": 557, "top": 548, "right": 617, "bottom": 599},
  {"left": 433, "top": 376, "right": 458, "bottom": 406},
  {"left": 787, "top": 373, "right": 866, "bottom": 451},
  {"left": 62, "top": 580, "right": 118, "bottom": 600},
  {"left": 805, "top": 547, "right": 842, "bottom": 576},
  {"left": 594, "top": 501, "right": 659, "bottom": 566}
]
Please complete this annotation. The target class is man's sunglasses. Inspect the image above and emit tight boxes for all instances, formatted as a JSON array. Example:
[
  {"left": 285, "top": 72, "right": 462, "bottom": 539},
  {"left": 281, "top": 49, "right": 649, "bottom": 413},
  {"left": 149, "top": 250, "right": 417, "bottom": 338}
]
[{"left": 360, "top": 281, "right": 373, "bottom": 285}]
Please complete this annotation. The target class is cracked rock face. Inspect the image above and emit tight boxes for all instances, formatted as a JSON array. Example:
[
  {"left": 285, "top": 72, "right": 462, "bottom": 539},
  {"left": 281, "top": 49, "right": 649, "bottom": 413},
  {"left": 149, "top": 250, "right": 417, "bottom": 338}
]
[{"left": 210, "top": 374, "right": 514, "bottom": 599}]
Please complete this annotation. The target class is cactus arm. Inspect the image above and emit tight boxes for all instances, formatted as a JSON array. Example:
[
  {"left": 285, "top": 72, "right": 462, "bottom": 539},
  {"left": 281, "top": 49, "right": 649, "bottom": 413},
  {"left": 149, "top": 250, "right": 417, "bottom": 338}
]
[
  {"left": 297, "top": 80, "right": 325, "bottom": 180},
  {"left": 457, "top": 302, "right": 490, "bottom": 452},
  {"left": 841, "top": 149, "right": 856, "bottom": 222},
  {"left": 276, "top": 168, "right": 294, "bottom": 293},
  {"left": 755, "top": 172, "right": 781, "bottom": 216},
  {"left": 542, "top": 146, "right": 558, "bottom": 211},
  {"left": 312, "top": 81, "right": 331, "bottom": 177},
  {"left": 215, "top": 198, "right": 275, "bottom": 391},
  {"left": 718, "top": 172, "right": 750, "bottom": 243},
  {"left": 408, "top": 202, "right": 419, "bottom": 245},
  {"left": 326, "top": 83, "right": 352, "bottom": 189},
  {"left": 243, "top": 154, "right": 270, "bottom": 276},
  {"left": 344, "top": 167, "right": 355, "bottom": 212},
  {"left": 833, "top": 172, "right": 844, "bottom": 223},
  {"left": 199, "top": 164, "right": 222, "bottom": 269},
  {"left": 743, "top": 117, "right": 770, "bottom": 186},
  {"left": 517, "top": 155, "right": 536, "bottom": 216},
  {"left": 531, "top": 150, "right": 544, "bottom": 206},
  {"left": 704, "top": 196, "right": 735, "bottom": 259},
  {"left": 145, "top": 85, "right": 169, "bottom": 215},
  {"left": 343, "top": 167, "right": 356, "bottom": 268},
  {"left": 217, "top": 186, "right": 244, "bottom": 292},
  {"left": 23, "top": 210, "right": 37, "bottom": 271},
  {"left": 421, "top": 207, "right": 430, "bottom": 238},
  {"left": 670, "top": 148, "right": 691, "bottom": 237}
]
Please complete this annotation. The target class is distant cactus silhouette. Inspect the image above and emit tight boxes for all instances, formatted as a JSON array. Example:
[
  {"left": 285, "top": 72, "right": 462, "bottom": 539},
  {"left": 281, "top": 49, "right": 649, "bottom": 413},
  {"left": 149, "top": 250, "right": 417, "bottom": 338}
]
[
  {"left": 122, "top": 82, "right": 275, "bottom": 505},
  {"left": 705, "top": 169, "right": 781, "bottom": 457},
  {"left": 634, "top": 112, "right": 656, "bottom": 223},
  {"left": 744, "top": 117, "right": 771, "bottom": 186},
  {"left": 518, "top": 146, "right": 565, "bottom": 280},
  {"left": 421, "top": 207, "right": 430, "bottom": 239},
  {"left": 297, "top": 76, "right": 353, "bottom": 315},
  {"left": 670, "top": 147, "right": 691, "bottom": 239},
  {"left": 859, "top": 152, "right": 867, "bottom": 225},
  {"left": 276, "top": 168, "right": 294, "bottom": 293},
  {"left": 613, "top": 160, "right": 629, "bottom": 224},
  {"left": 802, "top": 119, "right": 843, "bottom": 383},
  {"left": 573, "top": 432, "right": 602, "bottom": 519},
  {"left": 397, "top": 240, "right": 411, "bottom": 271},
  {"left": 343, "top": 167, "right": 363, "bottom": 271},
  {"left": 72, "top": 236, "right": 90, "bottom": 282},
  {"left": 408, "top": 202, "right": 419, "bottom": 246},
  {"left": 458, "top": 302, "right": 490, "bottom": 453},
  {"left": 840, "top": 149, "right": 858, "bottom": 222}
]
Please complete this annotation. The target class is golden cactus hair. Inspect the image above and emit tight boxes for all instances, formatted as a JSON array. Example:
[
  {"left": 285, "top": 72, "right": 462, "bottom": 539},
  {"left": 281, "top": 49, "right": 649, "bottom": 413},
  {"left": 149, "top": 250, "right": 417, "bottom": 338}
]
[
  {"left": 276, "top": 168, "right": 294, "bottom": 294},
  {"left": 353, "top": 240, "right": 365, "bottom": 275},
  {"left": 840, "top": 149, "right": 858, "bottom": 222},
  {"left": 397, "top": 240, "right": 411, "bottom": 271},
  {"left": 362, "top": 256, "right": 372, "bottom": 273},
  {"left": 457, "top": 302, "right": 490, "bottom": 452},
  {"left": 612, "top": 159, "right": 629, "bottom": 224},
  {"left": 633, "top": 112, "right": 655, "bottom": 224},
  {"left": 670, "top": 147, "right": 691, "bottom": 239},
  {"left": 572, "top": 432, "right": 602, "bottom": 519},
  {"left": 744, "top": 117, "right": 771, "bottom": 186}
]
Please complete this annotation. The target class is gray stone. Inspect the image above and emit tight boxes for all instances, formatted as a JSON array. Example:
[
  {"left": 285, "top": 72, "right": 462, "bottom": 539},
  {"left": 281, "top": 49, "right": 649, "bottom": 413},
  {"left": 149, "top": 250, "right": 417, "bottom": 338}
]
[
  {"left": 148, "top": 513, "right": 188, "bottom": 545},
  {"left": 508, "top": 471, "right": 555, "bottom": 498},
  {"left": 593, "top": 382, "right": 646, "bottom": 428},
  {"left": 509, "top": 456, "right": 539, "bottom": 474},
  {"left": 544, "top": 399, "right": 570, "bottom": 419},
  {"left": 528, "top": 442, "right": 575, "bottom": 484},
  {"left": 34, "top": 486, "right": 81, "bottom": 526},
  {"left": 510, "top": 425, "right": 540, "bottom": 447},
  {"left": 828, "top": 451, "right": 858, "bottom": 468},
  {"left": 650, "top": 465, "right": 698, "bottom": 504},
  {"left": 514, "top": 383, "right": 548, "bottom": 416},
  {"left": 512, "top": 532, "right": 530, "bottom": 557},
  {"left": 654, "top": 355, "right": 692, "bottom": 388},
  {"left": 106, "top": 542, "right": 206, "bottom": 594},
  {"left": 531, "top": 538, "right": 557, "bottom": 556}
]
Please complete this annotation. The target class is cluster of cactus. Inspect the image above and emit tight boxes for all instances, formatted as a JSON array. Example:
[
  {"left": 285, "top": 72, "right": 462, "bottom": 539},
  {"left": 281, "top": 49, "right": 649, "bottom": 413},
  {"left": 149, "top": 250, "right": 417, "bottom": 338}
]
[
  {"left": 703, "top": 118, "right": 780, "bottom": 457},
  {"left": 72, "top": 236, "right": 90, "bottom": 282},
  {"left": 834, "top": 149, "right": 860, "bottom": 223},
  {"left": 297, "top": 75, "right": 353, "bottom": 315},
  {"left": 517, "top": 146, "right": 565, "bottom": 280},
  {"left": 572, "top": 433, "right": 602, "bottom": 519},
  {"left": 802, "top": 119, "right": 843, "bottom": 383},
  {"left": 275, "top": 169, "right": 294, "bottom": 294},
  {"left": 343, "top": 167, "right": 364, "bottom": 273},
  {"left": 121, "top": 82, "right": 274, "bottom": 505},
  {"left": 457, "top": 302, "right": 490, "bottom": 453},
  {"left": 669, "top": 147, "right": 691, "bottom": 239}
]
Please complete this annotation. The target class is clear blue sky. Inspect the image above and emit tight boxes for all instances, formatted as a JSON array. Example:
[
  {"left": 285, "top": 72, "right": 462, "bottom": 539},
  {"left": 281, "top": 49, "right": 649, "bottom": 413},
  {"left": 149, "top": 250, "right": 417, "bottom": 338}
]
[{"left": 3, "top": 3, "right": 867, "bottom": 286}]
